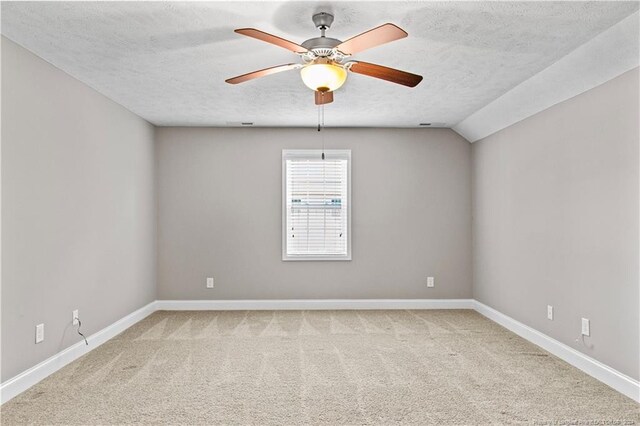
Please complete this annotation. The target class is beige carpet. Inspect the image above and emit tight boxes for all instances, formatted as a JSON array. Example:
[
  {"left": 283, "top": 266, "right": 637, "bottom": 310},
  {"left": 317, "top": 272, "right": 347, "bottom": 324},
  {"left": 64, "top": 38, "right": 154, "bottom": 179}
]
[{"left": 2, "top": 310, "right": 638, "bottom": 425}]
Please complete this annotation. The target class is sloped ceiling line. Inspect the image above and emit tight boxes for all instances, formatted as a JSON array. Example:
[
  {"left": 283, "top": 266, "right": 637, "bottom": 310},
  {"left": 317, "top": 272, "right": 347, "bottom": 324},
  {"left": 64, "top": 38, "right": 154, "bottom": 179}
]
[{"left": 454, "top": 11, "right": 640, "bottom": 143}]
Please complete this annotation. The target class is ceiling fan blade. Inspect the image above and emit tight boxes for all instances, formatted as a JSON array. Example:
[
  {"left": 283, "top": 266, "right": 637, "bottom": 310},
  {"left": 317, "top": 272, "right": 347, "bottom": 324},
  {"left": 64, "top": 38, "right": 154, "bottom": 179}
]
[
  {"left": 336, "top": 23, "right": 407, "bottom": 56},
  {"left": 235, "top": 28, "right": 308, "bottom": 53},
  {"left": 315, "top": 90, "right": 334, "bottom": 105},
  {"left": 349, "top": 61, "right": 423, "bottom": 87},
  {"left": 225, "top": 63, "right": 300, "bottom": 85}
]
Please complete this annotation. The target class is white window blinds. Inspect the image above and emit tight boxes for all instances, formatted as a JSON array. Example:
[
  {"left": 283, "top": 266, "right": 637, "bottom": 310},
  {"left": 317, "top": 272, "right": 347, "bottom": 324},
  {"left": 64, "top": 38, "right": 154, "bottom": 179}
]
[{"left": 282, "top": 150, "right": 351, "bottom": 261}]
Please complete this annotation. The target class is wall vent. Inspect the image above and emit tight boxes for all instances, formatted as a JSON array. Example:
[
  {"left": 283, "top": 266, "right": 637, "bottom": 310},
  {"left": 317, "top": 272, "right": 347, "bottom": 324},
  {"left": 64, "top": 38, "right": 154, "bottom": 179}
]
[{"left": 225, "top": 121, "right": 254, "bottom": 127}]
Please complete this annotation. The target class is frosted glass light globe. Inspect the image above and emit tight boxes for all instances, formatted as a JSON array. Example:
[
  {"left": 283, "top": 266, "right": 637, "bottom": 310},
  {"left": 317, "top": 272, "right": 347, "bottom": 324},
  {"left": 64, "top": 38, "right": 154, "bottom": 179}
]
[{"left": 300, "top": 63, "right": 347, "bottom": 92}]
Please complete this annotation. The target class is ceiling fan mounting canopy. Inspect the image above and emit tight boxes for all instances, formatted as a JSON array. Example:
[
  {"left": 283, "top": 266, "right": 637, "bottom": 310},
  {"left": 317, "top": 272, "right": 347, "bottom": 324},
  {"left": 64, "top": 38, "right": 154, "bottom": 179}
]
[
  {"left": 225, "top": 11, "right": 423, "bottom": 105},
  {"left": 312, "top": 12, "right": 334, "bottom": 30}
]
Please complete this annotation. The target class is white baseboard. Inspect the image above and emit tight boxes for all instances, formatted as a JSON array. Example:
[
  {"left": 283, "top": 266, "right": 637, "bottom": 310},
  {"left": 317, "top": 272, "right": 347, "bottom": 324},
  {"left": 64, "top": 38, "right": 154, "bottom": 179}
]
[
  {"left": 473, "top": 300, "right": 640, "bottom": 403},
  {"left": 0, "top": 301, "right": 157, "bottom": 405},
  {"left": 155, "top": 298, "right": 475, "bottom": 311},
  {"left": 3, "top": 299, "right": 638, "bottom": 405}
]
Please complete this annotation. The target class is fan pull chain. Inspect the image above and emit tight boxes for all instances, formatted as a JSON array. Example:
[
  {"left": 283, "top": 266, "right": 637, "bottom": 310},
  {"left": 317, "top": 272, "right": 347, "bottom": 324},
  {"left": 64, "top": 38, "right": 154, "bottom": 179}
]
[
  {"left": 317, "top": 101, "right": 326, "bottom": 160},
  {"left": 321, "top": 104, "right": 325, "bottom": 160}
]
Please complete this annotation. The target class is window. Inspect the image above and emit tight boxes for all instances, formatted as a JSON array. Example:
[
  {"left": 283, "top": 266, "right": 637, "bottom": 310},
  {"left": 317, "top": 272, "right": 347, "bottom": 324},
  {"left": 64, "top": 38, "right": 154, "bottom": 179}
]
[{"left": 282, "top": 149, "right": 351, "bottom": 261}]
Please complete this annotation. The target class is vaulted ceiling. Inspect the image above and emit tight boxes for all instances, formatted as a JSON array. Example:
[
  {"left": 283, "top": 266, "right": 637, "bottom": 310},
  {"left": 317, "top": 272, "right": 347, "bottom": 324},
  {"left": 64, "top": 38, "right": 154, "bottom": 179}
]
[{"left": 1, "top": 1, "right": 638, "bottom": 130}]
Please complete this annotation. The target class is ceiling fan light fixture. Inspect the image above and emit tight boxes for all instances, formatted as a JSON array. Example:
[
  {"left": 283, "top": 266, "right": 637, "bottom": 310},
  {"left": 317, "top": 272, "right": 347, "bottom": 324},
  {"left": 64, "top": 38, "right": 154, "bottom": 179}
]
[
  {"left": 300, "top": 63, "right": 347, "bottom": 92},
  {"left": 227, "top": 14, "right": 422, "bottom": 106}
]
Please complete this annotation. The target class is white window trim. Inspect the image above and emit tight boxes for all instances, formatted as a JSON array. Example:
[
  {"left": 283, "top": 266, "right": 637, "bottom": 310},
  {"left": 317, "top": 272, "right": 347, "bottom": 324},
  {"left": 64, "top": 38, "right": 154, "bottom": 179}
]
[{"left": 282, "top": 149, "right": 352, "bottom": 261}]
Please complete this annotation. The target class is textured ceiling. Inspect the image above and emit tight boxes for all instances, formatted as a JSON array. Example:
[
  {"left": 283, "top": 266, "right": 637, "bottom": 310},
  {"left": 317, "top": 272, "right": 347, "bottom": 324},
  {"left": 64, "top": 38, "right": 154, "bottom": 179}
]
[{"left": 1, "top": 1, "right": 638, "bottom": 128}]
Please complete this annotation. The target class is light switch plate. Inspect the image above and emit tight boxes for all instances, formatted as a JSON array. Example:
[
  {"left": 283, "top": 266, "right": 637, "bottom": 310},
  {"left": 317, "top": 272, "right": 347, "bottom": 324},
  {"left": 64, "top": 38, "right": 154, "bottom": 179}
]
[
  {"left": 547, "top": 305, "right": 553, "bottom": 320},
  {"left": 206, "top": 277, "right": 214, "bottom": 289}
]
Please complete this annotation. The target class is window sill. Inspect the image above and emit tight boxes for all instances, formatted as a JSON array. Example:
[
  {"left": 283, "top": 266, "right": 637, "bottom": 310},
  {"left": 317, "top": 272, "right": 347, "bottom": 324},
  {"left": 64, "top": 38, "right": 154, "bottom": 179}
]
[{"left": 282, "top": 256, "right": 352, "bottom": 262}]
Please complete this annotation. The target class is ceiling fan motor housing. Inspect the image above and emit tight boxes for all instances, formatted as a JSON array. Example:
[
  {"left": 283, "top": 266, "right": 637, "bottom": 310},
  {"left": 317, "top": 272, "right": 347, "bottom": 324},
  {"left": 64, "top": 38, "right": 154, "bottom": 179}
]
[{"left": 301, "top": 36, "right": 342, "bottom": 57}]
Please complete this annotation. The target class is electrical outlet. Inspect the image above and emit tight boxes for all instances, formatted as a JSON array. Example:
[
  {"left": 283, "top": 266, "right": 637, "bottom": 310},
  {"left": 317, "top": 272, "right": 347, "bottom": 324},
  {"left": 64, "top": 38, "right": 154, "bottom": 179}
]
[
  {"left": 35, "top": 323, "right": 44, "bottom": 343},
  {"left": 427, "top": 277, "right": 435, "bottom": 288},
  {"left": 72, "top": 309, "right": 79, "bottom": 326},
  {"left": 581, "top": 318, "right": 590, "bottom": 336},
  {"left": 206, "top": 277, "right": 214, "bottom": 289},
  {"left": 547, "top": 305, "right": 553, "bottom": 320}
]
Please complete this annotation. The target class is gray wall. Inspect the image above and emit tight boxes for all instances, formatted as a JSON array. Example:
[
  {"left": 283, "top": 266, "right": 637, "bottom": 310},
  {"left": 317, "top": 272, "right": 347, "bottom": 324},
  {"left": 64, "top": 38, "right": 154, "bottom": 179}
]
[
  {"left": 156, "top": 127, "right": 472, "bottom": 300},
  {"left": 1, "top": 37, "right": 157, "bottom": 381},
  {"left": 472, "top": 68, "right": 639, "bottom": 380}
]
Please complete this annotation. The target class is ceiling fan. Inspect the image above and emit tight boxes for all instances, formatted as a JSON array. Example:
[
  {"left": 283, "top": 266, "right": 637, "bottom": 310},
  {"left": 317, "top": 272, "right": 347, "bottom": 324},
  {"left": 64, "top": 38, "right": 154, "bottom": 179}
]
[{"left": 225, "top": 12, "right": 423, "bottom": 105}]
